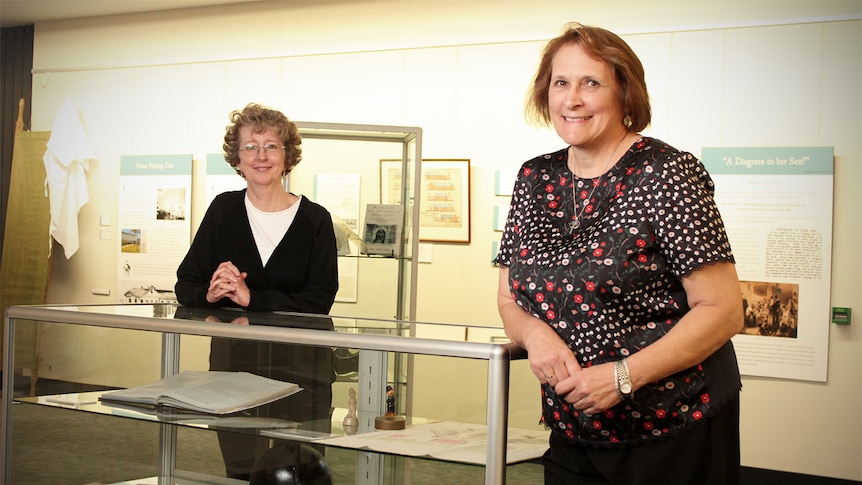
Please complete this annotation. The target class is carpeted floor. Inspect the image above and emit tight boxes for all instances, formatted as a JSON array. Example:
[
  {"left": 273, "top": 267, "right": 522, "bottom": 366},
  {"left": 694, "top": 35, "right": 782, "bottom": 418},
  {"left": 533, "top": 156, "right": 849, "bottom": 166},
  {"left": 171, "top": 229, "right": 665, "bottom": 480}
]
[{"left": 4, "top": 374, "right": 543, "bottom": 484}]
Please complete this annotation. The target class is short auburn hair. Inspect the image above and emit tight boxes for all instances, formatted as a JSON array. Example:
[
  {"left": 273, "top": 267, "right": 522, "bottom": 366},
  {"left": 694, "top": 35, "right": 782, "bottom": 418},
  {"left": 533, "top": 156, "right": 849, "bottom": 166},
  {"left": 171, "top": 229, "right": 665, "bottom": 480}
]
[{"left": 525, "top": 22, "right": 651, "bottom": 133}]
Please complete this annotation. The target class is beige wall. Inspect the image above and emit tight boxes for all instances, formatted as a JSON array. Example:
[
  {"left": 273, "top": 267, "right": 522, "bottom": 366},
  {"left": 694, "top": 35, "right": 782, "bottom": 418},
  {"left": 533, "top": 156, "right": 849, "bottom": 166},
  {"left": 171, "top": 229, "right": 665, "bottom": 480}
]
[{"left": 23, "top": 1, "right": 862, "bottom": 481}]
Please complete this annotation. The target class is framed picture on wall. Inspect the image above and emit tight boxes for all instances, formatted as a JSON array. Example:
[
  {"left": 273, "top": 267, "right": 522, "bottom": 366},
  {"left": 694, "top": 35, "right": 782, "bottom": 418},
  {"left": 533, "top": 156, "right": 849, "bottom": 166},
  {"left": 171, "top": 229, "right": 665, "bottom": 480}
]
[{"left": 380, "top": 158, "right": 471, "bottom": 243}]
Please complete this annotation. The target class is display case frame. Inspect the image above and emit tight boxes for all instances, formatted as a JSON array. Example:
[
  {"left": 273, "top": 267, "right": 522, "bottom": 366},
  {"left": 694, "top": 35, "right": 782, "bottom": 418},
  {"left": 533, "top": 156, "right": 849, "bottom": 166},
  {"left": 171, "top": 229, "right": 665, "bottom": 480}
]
[
  {"left": 292, "top": 122, "right": 422, "bottom": 419},
  {"left": 1, "top": 303, "right": 527, "bottom": 485},
  {"left": 294, "top": 121, "right": 422, "bottom": 322}
]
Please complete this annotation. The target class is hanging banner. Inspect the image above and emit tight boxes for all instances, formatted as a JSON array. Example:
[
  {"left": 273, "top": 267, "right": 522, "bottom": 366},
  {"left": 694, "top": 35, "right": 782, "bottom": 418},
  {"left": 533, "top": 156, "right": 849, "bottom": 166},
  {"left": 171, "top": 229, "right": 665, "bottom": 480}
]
[
  {"left": 702, "top": 146, "right": 834, "bottom": 382},
  {"left": 117, "top": 154, "right": 193, "bottom": 304}
]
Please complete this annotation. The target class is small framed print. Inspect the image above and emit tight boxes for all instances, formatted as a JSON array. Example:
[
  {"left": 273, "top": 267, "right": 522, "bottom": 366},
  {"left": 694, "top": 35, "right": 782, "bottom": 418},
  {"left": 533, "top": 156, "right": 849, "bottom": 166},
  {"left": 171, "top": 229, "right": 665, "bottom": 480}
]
[{"left": 381, "top": 158, "right": 471, "bottom": 243}]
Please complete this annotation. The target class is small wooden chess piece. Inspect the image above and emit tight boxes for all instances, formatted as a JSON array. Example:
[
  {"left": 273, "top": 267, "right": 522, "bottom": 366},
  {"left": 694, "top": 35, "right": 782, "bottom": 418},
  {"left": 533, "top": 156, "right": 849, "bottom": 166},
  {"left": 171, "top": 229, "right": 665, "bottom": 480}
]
[
  {"left": 343, "top": 387, "right": 359, "bottom": 435},
  {"left": 374, "top": 385, "right": 405, "bottom": 430}
]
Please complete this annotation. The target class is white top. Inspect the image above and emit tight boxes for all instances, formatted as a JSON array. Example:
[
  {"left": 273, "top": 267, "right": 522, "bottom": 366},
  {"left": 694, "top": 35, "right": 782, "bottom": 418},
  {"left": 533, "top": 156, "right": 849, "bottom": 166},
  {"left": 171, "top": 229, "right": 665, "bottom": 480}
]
[{"left": 245, "top": 193, "right": 301, "bottom": 266}]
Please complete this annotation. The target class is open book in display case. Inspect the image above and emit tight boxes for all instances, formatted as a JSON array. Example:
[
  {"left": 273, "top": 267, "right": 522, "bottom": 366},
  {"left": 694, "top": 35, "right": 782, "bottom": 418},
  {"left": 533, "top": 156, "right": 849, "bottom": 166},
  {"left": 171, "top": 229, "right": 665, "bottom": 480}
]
[{"left": 1, "top": 304, "right": 542, "bottom": 485}]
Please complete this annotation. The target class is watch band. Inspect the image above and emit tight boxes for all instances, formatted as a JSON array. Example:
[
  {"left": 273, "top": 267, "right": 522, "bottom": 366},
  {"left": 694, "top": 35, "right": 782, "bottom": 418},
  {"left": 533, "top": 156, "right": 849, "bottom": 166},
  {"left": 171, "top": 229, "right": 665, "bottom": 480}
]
[{"left": 614, "top": 358, "right": 633, "bottom": 400}]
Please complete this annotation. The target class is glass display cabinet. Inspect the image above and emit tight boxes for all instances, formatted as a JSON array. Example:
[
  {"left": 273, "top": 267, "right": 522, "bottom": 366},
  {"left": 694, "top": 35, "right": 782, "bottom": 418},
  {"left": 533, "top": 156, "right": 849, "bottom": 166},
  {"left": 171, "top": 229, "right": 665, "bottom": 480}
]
[
  {"left": 292, "top": 121, "right": 421, "bottom": 323},
  {"left": 292, "top": 122, "right": 422, "bottom": 418},
  {"left": 1, "top": 304, "right": 542, "bottom": 485}
]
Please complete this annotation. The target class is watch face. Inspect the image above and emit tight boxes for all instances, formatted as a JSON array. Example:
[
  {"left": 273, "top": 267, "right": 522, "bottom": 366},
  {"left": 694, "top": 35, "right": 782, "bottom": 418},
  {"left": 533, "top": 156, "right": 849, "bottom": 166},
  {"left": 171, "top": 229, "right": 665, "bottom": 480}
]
[{"left": 620, "top": 383, "right": 632, "bottom": 394}]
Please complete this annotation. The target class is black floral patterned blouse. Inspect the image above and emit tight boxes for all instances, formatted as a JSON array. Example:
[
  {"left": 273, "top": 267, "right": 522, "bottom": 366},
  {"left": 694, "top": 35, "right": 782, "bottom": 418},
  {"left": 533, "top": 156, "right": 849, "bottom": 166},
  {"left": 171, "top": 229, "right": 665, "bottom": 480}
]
[{"left": 495, "top": 137, "right": 741, "bottom": 447}]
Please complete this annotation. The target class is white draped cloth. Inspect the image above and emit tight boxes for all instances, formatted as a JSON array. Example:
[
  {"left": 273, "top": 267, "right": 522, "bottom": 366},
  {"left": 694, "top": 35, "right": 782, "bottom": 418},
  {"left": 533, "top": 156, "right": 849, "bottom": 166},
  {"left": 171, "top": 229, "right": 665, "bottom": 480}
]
[{"left": 43, "top": 98, "right": 96, "bottom": 259}]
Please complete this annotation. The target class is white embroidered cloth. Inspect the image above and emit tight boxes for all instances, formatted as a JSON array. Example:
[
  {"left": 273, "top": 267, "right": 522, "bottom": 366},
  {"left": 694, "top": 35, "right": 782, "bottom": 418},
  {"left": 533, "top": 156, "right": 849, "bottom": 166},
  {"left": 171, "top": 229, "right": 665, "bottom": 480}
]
[{"left": 43, "top": 98, "right": 96, "bottom": 258}]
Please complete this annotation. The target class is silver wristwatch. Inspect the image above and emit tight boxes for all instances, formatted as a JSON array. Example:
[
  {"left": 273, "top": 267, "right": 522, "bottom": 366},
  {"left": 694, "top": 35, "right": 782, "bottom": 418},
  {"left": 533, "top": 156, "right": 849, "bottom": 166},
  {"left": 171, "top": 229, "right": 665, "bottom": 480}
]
[{"left": 614, "top": 358, "right": 633, "bottom": 400}]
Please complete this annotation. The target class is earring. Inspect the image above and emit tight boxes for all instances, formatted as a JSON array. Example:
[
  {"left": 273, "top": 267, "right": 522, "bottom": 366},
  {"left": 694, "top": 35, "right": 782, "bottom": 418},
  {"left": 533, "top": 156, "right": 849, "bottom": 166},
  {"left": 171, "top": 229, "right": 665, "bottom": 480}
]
[{"left": 623, "top": 114, "right": 633, "bottom": 128}]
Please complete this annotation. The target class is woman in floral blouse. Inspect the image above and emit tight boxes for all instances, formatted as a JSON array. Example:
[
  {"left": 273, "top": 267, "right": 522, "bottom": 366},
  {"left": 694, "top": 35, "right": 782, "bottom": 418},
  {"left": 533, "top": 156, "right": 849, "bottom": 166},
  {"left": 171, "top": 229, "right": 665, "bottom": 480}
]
[{"left": 495, "top": 23, "right": 744, "bottom": 485}]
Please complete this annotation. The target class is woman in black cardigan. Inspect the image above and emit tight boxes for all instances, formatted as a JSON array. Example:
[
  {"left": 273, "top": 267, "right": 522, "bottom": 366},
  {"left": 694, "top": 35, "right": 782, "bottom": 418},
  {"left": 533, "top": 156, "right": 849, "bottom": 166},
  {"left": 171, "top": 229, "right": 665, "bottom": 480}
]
[{"left": 175, "top": 103, "right": 339, "bottom": 480}]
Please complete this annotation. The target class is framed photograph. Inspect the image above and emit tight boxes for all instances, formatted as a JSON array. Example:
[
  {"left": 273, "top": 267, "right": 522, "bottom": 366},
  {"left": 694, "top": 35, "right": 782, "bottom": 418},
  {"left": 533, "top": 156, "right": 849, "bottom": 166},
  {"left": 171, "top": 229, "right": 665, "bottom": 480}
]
[{"left": 381, "top": 159, "right": 471, "bottom": 243}]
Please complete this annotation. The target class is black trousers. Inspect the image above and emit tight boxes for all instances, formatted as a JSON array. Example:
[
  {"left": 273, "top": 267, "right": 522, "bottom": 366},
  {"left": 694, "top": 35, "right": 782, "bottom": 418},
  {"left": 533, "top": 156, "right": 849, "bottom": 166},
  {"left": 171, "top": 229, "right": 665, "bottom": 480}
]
[
  {"left": 210, "top": 339, "right": 335, "bottom": 480},
  {"left": 543, "top": 396, "right": 740, "bottom": 485},
  {"left": 217, "top": 387, "right": 333, "bottom": 479}
]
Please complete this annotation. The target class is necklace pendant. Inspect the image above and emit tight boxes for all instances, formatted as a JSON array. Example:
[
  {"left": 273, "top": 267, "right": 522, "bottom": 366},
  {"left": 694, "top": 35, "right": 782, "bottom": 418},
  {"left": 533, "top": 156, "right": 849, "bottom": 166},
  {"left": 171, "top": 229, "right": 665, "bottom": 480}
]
[{"left": 568, "top": 219, "right": 580, "bottom": 234}]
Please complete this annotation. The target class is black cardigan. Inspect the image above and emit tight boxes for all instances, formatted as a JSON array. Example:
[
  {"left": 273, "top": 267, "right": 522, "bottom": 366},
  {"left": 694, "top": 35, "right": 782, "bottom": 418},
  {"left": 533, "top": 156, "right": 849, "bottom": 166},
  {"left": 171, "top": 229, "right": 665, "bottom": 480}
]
[{"left": 175, "top": 190, "right": 339, "bottom": 314}]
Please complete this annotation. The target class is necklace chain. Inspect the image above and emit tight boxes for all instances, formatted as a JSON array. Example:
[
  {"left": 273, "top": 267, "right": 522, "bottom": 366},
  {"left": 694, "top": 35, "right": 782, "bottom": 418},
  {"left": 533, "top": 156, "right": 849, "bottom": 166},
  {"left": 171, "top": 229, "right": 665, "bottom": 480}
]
[
  {"left": 569, "top": 180, "right": 597, "bottom": 232},
  {"left": 567, "top": 137, "right": 627, "bottom": 234}
]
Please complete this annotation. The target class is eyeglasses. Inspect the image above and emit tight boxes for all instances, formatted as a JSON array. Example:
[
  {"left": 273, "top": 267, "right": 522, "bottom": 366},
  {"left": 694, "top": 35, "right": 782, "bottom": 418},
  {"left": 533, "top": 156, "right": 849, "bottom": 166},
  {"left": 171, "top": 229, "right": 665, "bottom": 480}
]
[{"left": 239, "top": 143, "right": 284, "bottom": 156}]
